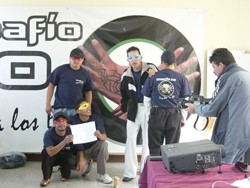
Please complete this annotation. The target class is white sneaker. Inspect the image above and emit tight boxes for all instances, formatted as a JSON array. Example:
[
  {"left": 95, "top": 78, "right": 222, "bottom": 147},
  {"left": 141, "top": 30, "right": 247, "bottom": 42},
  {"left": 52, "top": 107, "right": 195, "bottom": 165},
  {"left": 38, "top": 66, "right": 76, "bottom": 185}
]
[{"left": 96, "top": 173, "right": 113, "bottom": 184}]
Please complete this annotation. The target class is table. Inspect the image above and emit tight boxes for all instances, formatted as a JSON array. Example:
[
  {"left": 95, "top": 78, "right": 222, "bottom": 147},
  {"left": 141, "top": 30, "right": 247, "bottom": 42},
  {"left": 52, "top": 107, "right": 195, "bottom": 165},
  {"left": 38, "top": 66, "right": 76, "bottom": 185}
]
[{"left": 139, "top": 157, "right": 250, "bottom": 188}]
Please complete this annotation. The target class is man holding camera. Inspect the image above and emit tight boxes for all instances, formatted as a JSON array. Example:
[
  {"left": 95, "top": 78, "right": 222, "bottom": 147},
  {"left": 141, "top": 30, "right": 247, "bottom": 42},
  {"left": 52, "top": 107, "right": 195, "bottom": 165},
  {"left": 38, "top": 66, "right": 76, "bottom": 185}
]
[
  {"left": 142, "top": 50, "right": 191, "bottom": 156},
  {"left": 186, "top": 48, "right": 250, "bottom": 163}
]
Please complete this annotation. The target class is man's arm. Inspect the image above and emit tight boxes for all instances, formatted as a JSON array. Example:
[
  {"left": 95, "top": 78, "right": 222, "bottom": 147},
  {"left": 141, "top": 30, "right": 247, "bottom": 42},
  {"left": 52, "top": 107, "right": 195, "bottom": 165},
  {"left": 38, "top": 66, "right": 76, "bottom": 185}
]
[
  {"left": 186, "top": 80, "right": 229, "bottom": 117},
  {"left": 46, "top": 134, "right": 73, "bottom": 157},
  {"left": 85, "top": 90, "right": 92, "bottom": 106},
  {"left": 75, "top": 150, "right": 87, "bottom": 172},
  {"left": 195, "top": 80, "right": 230, "bottom": 117},
  {"left": 45, "top": 83, "right": 55, "bottom": 115},
  {"left": 120, "top": 78, "right": 128, "bottom": 113}
]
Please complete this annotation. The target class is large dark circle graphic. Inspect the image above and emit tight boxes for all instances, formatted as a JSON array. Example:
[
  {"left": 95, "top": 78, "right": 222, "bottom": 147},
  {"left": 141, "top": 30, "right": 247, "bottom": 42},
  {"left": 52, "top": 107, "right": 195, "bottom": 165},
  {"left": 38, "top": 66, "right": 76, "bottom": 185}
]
[{"left": 83, "top": 15, "right": 201, "bottom": 145}]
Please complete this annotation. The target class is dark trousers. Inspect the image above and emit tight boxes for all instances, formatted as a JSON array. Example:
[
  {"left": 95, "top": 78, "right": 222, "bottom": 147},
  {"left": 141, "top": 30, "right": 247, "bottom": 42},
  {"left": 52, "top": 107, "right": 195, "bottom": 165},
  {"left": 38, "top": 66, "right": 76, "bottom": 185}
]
[
  {"left": 148, "top": 107, "right": 181, "bottom": 156},
  {"left": 41, "top": 149, "right": 76, "bottom": 179}
]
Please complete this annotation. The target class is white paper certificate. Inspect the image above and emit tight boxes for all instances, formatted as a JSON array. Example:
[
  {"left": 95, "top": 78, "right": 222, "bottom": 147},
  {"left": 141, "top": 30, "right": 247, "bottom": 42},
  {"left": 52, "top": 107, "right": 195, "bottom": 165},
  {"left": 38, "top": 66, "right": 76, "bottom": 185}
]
[{"left": 70, "top": 121, "right": 97, "bottom": 144}]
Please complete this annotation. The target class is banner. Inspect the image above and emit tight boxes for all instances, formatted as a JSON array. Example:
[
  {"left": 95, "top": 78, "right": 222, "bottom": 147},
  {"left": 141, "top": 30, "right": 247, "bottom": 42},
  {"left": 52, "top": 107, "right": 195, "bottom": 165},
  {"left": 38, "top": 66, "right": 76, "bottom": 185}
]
[{"left": 0, "top": 7, "right": 204, "bottom": 153}]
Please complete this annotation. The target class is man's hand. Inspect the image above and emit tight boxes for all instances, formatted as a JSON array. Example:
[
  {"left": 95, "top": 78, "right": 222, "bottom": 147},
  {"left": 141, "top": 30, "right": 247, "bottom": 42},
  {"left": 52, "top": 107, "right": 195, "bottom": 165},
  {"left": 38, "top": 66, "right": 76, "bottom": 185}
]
[
  {"left": 63, "top": 135, "right": 74, "bottom": 145},
  {"left": 185, "top": 103, "right": 196, "bottom": 114},
  {"left": 76, "top": 157, "right": 87, "bottom": 172},
  {"left": 94, "top": 130, "right": 107, "bottom": 141}
]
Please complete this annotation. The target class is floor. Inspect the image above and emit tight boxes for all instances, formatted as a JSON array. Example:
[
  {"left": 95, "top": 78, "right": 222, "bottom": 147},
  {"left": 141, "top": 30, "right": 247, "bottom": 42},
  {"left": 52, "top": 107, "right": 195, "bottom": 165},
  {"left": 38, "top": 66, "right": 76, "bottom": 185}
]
[{"left": 0, "top": 161, "right": 139, "bottom": 188}]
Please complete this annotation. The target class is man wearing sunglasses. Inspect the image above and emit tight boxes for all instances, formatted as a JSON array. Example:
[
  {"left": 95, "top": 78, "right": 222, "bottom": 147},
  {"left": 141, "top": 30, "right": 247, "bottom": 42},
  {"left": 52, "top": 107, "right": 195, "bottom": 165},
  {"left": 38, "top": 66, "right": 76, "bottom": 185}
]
[
  {"left": 45, "top": 48, "right": 94, "bottom": 118},
  {"left": 68, "top": 99, "right": 113, "bottom": 184},
  {"left": 40, "top": 112, "right": 85, "bottom": 187},
  {"left": 120, "top": 46, "right": 158, "bottom": 182}
]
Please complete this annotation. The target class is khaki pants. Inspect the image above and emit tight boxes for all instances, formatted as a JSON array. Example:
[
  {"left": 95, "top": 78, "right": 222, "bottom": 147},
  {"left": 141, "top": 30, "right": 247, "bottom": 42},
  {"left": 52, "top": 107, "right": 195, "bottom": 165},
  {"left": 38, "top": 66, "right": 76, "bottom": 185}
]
[{"left": 83, "top": 140, "right": 109, "bottom": 175}]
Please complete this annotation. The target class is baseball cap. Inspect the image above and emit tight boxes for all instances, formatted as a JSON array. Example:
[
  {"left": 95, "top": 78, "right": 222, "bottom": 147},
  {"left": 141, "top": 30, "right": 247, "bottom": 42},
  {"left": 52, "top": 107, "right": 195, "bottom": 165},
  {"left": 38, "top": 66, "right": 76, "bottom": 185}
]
[
  {"left": 53, "top": 111, "right": 69, "bottom": 121},
  {"left": 161, "top": 50, "right": 176, "bottom": 65},
  {"left": 70, "top": 48, "right": 84, "bottom": 58}
]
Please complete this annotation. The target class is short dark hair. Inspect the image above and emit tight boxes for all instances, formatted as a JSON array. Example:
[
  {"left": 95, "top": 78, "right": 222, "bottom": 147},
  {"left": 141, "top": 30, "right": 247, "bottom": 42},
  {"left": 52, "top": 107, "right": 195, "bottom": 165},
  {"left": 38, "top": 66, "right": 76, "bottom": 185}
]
[
  {"left": 161, "top": 50, "right": 176, "bottom": 65},
  {"left": 126, "top": 46, "right": 141, "bottom": 56},
  {"left": 209, "top": 48, "right": 236, "bottom": 66}
]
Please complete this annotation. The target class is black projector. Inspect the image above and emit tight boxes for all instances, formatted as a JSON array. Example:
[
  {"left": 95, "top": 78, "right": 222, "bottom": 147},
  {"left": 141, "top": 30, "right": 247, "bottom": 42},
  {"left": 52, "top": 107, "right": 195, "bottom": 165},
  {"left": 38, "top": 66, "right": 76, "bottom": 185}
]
[{"left": 160, "top": 139, "right": 225, "bottom": 173}]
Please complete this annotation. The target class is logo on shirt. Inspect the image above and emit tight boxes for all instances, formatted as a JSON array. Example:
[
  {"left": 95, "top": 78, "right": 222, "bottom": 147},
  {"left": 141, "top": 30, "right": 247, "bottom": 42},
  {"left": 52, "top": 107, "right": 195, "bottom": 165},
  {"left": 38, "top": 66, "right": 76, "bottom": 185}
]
[
  {"left": 76, "top": 79, "right": 84, "bottom": 85},
  {"left": 158, "top": 80, "right": 174, "bottom": 98}
]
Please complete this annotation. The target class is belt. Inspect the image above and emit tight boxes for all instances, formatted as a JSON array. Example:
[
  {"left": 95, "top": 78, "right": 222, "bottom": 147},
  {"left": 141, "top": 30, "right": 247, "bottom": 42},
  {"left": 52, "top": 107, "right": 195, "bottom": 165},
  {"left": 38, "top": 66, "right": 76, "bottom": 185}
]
[{"left": 152, "top": 106, "right": 178, "bottom": 109}]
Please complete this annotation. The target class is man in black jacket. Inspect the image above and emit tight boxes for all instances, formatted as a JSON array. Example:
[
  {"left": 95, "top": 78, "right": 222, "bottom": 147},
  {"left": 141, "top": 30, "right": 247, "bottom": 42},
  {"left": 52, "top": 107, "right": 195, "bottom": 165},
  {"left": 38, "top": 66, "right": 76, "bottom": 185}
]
[{"left": 120, "top": 46, "right": 158, "bottom": 182}]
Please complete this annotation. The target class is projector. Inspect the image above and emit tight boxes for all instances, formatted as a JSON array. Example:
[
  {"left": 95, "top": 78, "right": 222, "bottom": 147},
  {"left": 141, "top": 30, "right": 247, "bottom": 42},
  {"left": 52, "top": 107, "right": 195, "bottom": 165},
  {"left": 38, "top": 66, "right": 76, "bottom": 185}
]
[{"left": 160, "top": 139, "right": 225, "bottom": 173}]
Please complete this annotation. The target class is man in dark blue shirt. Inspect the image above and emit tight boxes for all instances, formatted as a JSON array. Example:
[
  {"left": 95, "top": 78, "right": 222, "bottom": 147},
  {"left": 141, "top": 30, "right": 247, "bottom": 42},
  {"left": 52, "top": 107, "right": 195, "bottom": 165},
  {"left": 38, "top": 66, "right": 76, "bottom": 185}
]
[
  {"left": 68, "top": 98, "right": 113, "bottom": 184},
  {"left": 142, "top": 50, "right": 191, "bottom": 156},
  {"left": 46, "top": 48, "right": 94, "bottom": 117},
  {"left": 40, "top": 112, "right": 84, "bottom": 187}
]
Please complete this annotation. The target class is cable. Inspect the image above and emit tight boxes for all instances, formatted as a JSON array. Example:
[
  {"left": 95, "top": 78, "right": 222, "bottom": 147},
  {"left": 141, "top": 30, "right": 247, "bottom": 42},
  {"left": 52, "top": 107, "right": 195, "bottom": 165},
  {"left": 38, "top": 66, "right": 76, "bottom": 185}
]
[
  {"left": 194, "top": 115, "right": 209, "bottom": 131},
  {"left": 211, "top": 180, "right": 237, "bottom": 188}
]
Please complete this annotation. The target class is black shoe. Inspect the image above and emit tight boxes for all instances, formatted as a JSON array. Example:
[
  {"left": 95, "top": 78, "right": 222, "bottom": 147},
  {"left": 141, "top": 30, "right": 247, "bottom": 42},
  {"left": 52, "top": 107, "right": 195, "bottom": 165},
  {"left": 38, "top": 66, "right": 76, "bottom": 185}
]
[
  {"left": 122, "top": 177, "right": 133, "bottom": 182},
  {"left": 40, "top": 179, "right": 50, "bottom": 187}
]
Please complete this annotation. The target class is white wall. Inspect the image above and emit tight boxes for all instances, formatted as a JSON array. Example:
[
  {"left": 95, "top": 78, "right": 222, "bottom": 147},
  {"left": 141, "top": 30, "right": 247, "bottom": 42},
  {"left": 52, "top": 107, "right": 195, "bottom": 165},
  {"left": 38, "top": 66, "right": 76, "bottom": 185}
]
[{"left": 1, "top": 0, "right": 249, "bottom": 51}]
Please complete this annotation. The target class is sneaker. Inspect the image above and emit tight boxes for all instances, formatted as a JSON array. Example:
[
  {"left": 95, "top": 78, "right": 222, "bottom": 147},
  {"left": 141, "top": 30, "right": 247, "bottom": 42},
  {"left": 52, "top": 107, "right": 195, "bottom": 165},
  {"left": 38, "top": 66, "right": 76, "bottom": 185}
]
[
  {"left": 40, "top": 179, "right": 50, "bottom": 187},
  {"left": 96, "top": 173, "right": 113, "bottom": 184},
  {"left": 122, "top": 177, "right": 134, "bottom": 182},
  {"left": 82, "top": 159, "right": 93, "bottom": 176}
]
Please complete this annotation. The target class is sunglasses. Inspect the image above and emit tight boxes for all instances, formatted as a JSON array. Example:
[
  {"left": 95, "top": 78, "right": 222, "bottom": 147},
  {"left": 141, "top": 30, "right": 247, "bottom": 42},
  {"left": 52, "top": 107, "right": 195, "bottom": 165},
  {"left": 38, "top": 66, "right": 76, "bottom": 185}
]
[
  {"left": 71, "top": 56, "right": 83, "bottom": 60},
  {"left": 127, "top": 54, "right": 141, "bottom": 62},
  {"left": 78, "top": 102, "right": 90, "bottom": 110},
  {"left": 54, "top": 118, "right": 68, "bottom": 124}
]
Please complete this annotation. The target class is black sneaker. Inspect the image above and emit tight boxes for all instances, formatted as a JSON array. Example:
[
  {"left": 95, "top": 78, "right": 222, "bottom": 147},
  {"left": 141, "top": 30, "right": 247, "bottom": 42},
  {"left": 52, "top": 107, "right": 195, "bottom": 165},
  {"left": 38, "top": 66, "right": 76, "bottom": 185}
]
[{"left": 122, "top": 177, "right": 133, "bottom": 182}]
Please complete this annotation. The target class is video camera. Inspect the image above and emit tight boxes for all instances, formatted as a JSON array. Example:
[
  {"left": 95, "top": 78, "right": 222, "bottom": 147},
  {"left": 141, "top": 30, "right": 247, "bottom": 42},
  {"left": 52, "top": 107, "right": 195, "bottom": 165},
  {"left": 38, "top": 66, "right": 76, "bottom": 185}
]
[
  {"left": 179, "top": 94, "right": 210, "bottom": 109},
  {"left": 178, "top": 94, "right": 211, "bottom": 131}
]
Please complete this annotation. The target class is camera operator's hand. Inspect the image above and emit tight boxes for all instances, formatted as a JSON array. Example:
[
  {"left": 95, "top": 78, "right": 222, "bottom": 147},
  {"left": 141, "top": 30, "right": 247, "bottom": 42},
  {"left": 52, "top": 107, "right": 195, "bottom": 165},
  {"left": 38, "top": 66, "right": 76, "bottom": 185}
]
[{"left": 185, "top": 103, "right": 196, "bottom": 114}]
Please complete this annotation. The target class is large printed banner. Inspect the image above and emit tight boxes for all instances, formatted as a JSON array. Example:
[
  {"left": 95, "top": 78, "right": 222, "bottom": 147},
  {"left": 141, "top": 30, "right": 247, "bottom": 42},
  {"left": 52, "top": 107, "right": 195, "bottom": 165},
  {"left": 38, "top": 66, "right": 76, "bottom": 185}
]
[{"left": 0, "top": 7, "right": 204, "bottom": 153}]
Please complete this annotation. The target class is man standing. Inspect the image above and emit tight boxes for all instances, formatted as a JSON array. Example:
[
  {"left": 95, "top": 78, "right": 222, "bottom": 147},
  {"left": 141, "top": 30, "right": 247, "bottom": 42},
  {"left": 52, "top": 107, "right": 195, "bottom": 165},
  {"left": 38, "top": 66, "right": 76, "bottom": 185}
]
[
  {"left": 46, "top": 48, "right": 94, "bottom": 117},
  {"left": 40, "top": 112, "right": 85, "bottom": 187},
  {"left": 120, "top": 46, "right": 158, "bottom": 182},
  {"left": 185, "top": 48, "right": 250, "bottom": 163},
  {"left": 68, "top": 99, "right": 113, "bottom": 184},
  {"left": 142, "top": 50, "right": 191, "bottom": 156}
]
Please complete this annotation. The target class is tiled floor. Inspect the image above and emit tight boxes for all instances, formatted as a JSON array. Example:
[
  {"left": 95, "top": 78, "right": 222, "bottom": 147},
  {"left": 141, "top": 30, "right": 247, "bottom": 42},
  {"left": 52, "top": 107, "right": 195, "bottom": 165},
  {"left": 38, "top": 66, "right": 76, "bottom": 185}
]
[{"left": 0, "top": 161, "right": 139, "bottom": 188}]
